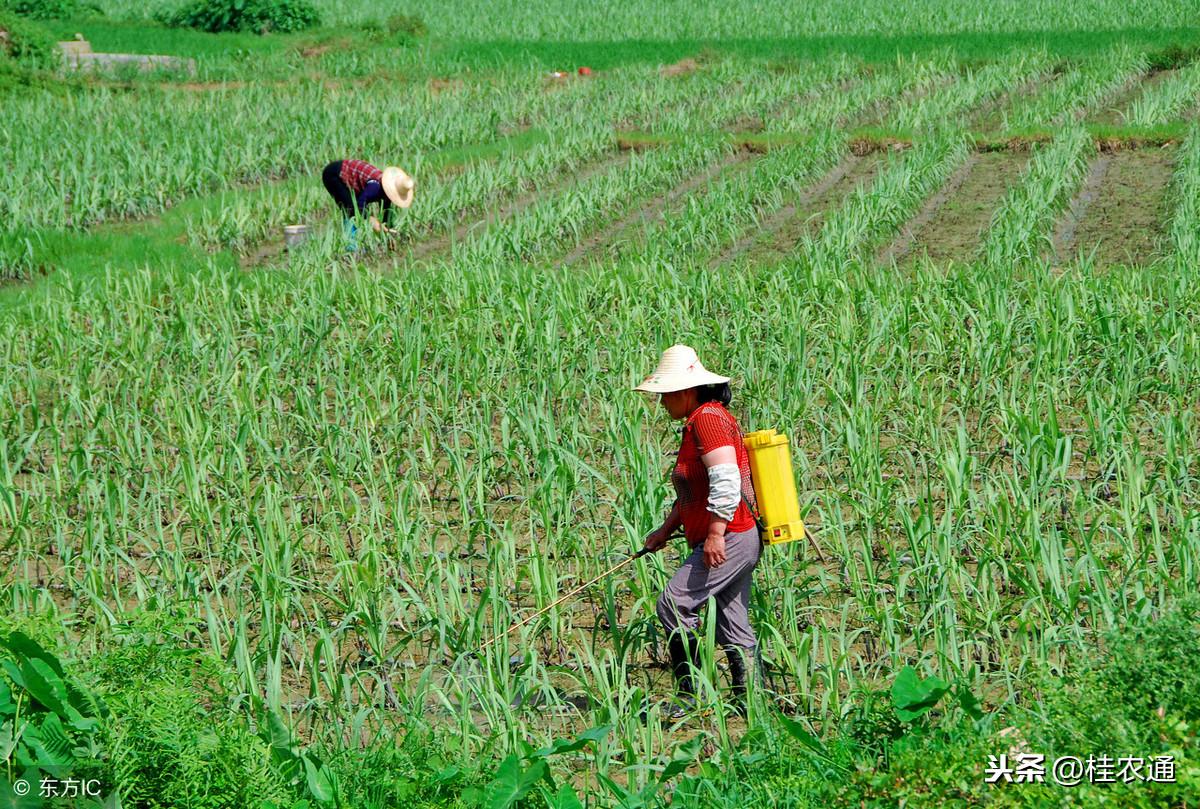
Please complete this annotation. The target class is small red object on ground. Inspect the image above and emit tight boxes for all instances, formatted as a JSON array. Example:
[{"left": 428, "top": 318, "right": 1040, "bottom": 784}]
[{"left": 578, "top": 66, "right": 592, "bottom": 76}]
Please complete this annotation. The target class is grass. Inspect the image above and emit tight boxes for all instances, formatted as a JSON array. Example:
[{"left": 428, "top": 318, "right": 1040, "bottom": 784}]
[{"left": 5, "top": 4, "right": 1200, "bottom": 806}]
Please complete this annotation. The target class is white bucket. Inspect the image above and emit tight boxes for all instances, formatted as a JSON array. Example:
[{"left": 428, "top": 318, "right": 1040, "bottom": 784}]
[{"left": 283, "top": 224, "right": 310, "bottom": 250}]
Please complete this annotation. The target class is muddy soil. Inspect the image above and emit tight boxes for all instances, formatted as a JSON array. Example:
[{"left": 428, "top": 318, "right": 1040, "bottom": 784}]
[
  {"left": 900, "top": 151, "right": 1029, "bottom": 266},
  {"left": 1062, "top": 146, "right": 1177, "bottom": 268}
]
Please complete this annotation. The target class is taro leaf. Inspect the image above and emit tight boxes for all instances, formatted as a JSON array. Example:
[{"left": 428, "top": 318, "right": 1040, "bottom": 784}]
[
  {"left": 301, "top": 756, "right": 336, "bottom": 804},
  {"left": 0, "top": 634, "right": 65, "bottom": 679},
  {"left": 660, "top": 736, "right": 702, "bottom": 782},
  {"left": 19, "top": 659, "right": 69, "bottom": 717},
  {"left": 0, "top": 679, "right": 12, "bottom": 716},
  {"left": 892, "top": 665, "right": 950, "bottom": 722},
  {"left": 482, "top": 755, "right": 548, "bottom": 809},
  {"left": 0, "top": 769, "right": 43, "bottom": 809},
  {"left": 0, "top": 662, "right": 23, "bottom": 692},
  {"left": 266, "top": 711, "right": 298, "bottom": 759},
  {"left": 546, "top": 783, "right": 584, "bottom": 809},
  {"left": 0, "top": 722, "right": 17, "bottom": 761},
  {"left": 24, "top": 713, "right": 74, "bottom": 776},
  {"left": 957, "top": 686, "right": 984, "bottom": 721},
  {"left": 531, "top": 724, "right": 612, "bottom": 759}
]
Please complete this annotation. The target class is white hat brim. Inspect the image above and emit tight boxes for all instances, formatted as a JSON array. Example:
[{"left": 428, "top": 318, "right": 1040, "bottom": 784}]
[
  {"left": 633, "top": 370, "right": 730, "bottom": 393},
  {"left": 381, "top": 166, "right": 414, "bottom": 208}
]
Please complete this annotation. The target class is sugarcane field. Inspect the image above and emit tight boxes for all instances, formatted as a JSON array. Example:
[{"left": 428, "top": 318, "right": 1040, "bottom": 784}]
[{"left": 4, "top": 0, "right": 1200, "bottom": 806}]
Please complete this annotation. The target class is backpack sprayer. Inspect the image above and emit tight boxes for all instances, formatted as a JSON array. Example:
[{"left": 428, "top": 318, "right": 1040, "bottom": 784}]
[{"left": 476, "top": 428, "right": 809, "bottom": 652}]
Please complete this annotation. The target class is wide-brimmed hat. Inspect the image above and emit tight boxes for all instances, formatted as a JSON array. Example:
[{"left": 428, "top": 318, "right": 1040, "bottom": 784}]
[
  {"left": 633, "top": 344, "right": 730, "bottom": 393},
  {"left": 381, "top": 167, "right": 415, "bottom": 208}
]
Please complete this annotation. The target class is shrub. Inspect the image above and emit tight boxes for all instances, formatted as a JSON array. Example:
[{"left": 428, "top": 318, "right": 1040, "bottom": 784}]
[
  {"left": 157, "top": 0, "right": 320, "bottom": 34},
  {"left": 1, "top": 0, "right": 102, "bottom": 20},
  {"left": 0, "top": 9, "right": 57, "bottom": 68}
]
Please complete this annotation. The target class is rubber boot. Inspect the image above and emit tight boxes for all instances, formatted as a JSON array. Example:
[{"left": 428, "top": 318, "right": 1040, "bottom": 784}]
[
  {"left": 343, "top": 219, "right": 359, "bottom": 253},
  {"left": 726, "top": 645, "right": 757, "bottom": 717},
  {"left": 666, "top": 632, "right": 698, "bottom": 719}
]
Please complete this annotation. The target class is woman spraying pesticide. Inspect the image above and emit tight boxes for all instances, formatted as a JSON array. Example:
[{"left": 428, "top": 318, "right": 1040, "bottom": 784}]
[{"left": 636, "top": 344, "right": 764, "bottom": 718}]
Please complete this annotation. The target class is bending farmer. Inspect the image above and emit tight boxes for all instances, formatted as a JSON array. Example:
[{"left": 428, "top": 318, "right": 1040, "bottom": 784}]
[
  {"left": 636, "top": 344, "right": 763, "bottom": 718},
  {"left": 321, "top": 159, "right": 414, "bottom": 247}
]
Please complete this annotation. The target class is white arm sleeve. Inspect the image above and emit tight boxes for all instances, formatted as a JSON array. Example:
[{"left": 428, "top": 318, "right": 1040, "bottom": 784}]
[{"left": 706, "top": 463, "right": 741, "bottom": 521}]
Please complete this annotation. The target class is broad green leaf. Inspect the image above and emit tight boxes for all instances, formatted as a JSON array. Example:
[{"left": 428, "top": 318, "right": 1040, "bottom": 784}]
[
  {"left": 546, "top": 784, "right": 583, "bottom": 809},
  {"left": 20, "top": 659, "right": 69, "bottom": 718},
  {"left": 531, "top": 724, "right": 612, "bottom": 759},
  {"left": 892, "top": 665, "right": 950, "bottom": 721},
  {"left": 957, "top": 686, "right": 984, "bottom": 721},
  {"left": 301, "top": 756, "right": 336, "bottom": 804},
  {"left": 0, "top": 634, "right": 65, "bottom": 679},
  {"left": 482, "top": 755, "right": 525, "bottom": 809},
  {"left": 660, "top": 736, "right": 702, "bottom": 782}
]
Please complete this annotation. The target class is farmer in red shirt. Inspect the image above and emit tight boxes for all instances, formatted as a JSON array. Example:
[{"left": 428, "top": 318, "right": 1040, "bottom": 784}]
[
  {"left": 321, "top": 159, "right": 414, "bottom": 249},
  {"left": 636, "top": 345, "right": 763, "bottom": 718}
]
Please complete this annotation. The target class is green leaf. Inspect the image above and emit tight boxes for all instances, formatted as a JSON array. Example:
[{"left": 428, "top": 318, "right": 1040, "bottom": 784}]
[
  {"left": 779, "top": 715, "right": 829, "bottom": 759},
  {"left": 957, "top": 686, "right": 984, "bottom": 721},
  {"left": 1, "top": 662, "right": 24, "bottom": 692},
  {"left": 660, "top": 736, "right": 702, "bottom": 782},
  {"left": 0, "top": 634, "right": 65, "bottom": 680},
  {"left": 20, "top": 659, "right": 69, "bottom": 717},
  {"left": 892, "top": 665, "right": 950, "bottom": 722},
  {"left": 483, "top": 755, "right": 547, "bottom": 809},
  {"left": 301, "top": 756, "right": 336, "bottom": 804},
  {"left": 546, "top": 784, "right": 583, "bottom": 809},
  {"left": 531, "top": 724, "right": 612, "bottom": 759},
  {"left": 0, "top": 770, "right": 43, "bottom": 809}
]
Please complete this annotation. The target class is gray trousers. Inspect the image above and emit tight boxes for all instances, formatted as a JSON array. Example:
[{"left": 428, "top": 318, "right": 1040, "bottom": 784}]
[{"left": 656, "top": 526, "right": 762, "bottom": 650}]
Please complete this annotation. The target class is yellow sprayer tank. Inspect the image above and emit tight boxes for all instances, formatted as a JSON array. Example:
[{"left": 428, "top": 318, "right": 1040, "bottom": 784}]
[{"left": 744, "top": 429, "right": 806, "bottom": 545}]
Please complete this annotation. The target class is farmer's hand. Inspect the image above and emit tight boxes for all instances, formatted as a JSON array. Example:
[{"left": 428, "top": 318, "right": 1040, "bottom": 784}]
[
  {"left": 643, "top": 526, "right": 671, "bottom": 553},
  {"left": 703, "top": 533, "right": 727, "bottom": 569},
  {"left": 369, "top": 215, "right": 388, "bottom": 233}
]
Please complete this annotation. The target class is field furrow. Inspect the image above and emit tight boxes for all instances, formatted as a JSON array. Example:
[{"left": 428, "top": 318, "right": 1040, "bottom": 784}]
[
  {"left": 744, "top": 152, "right": 884, "bottom": 263},
  {"left": 1048, "top": 154, "right": 1112, "bottom": 262},
  {"left": 899, "top": 150, "right": 1030, "bottom": 265},
  {"left": 876, "top": 152, "right": 979, "bottom": 265},
  {"left": 558, "top": 150, "right": 756, "bottom": 266},
  {"left": 1063, "top": 147, "right": 1177, "bottom": 267}
]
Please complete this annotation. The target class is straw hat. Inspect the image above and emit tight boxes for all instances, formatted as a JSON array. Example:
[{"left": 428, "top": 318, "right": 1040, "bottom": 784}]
[
  {"left": 381, "top": 167, "right": 415, "bottom": 208},
  {"left": 634, "top": 345, "right": 730, "bottom": 393}
]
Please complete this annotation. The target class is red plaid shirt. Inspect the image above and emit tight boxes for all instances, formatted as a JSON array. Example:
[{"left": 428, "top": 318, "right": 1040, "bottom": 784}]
[
  {"left": 672, "top": 403, "right": 759, "bottom": 545},
  {"left": 339, "top": 159, "right": 383, "bottom": 193}
]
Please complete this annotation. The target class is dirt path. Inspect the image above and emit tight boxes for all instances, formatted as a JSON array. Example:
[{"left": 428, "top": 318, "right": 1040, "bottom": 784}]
[
  {"left": 1087, "top": 69, "right": 1179, "bottom": 126},
  {"left": 898, "top": 151, "right": 1029, "bottom": 266},
  {"left": 405, "top": 150, "right": 632, "bottom": 264},
  {"left": 1061, "top": 147, "right": 1177, "bottom": 268},
  {"left": 558, "top": 151, "right": 754, "bottom": 266},
  {"left": 1049, "top": 155, "right": 1113, "bottom": 262},
  {"left": 710, "top": 153, "right": 861, "bottom": 267},
  {"left": 876, "top": 153, "right": 979, "bottom": 265},
  {"left": 750, "top": 153, "right": 885, "bottom": 261},
  {"left": 970, "top": 73, "right": 1052, "bottom": 133}
]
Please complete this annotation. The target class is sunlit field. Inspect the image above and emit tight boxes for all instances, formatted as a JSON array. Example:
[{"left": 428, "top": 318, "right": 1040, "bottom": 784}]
[{"left": 4, "top": 1, "right": 1200, "bottom": 806}]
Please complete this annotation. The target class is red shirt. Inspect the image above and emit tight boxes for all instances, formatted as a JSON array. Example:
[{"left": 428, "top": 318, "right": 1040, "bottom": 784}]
[
  {"left": 339, "top": 159, "right": 383, "bottom": 193},
  {"left": 671, "top": 402, "right": 759, "bottom": 545}
]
